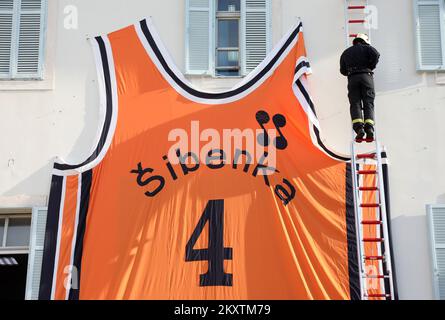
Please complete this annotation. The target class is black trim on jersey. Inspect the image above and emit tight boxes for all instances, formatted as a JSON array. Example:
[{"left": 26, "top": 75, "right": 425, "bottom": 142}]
[
  {"left": 345, "top": 163, "right": 361, "bottom": 300},
  {"left": 295, "top": 79, "right": 351, "bottom": 162},
  {"left": 294, "top": 60, "right": 310, "bottom": 74},
  {"left": 140, "top": 19, "right": 302, "bottom": 100},
  {"left": 54, "top": 37, "right": 113, "bottom": 171},
  {"left": 68, "top": 170, "right": 93, "bottom": 300},
  {"left": 38, "top": 175, "right": 64, "bottom": 300}
]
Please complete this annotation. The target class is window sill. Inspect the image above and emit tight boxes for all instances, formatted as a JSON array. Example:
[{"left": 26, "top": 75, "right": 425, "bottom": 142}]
[
  {"left": 0, "top": 247, "right": 29, "bottom": 255},
  {"left": 0, "top": 77, "right": 54, "bottom": 91}
]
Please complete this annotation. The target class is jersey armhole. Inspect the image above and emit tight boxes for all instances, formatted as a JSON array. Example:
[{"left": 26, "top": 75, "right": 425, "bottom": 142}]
[
  {"left": 52, "top": 35, "right": 118, "bottom": 177},
  {"left": 292, "top": 57, "right": 351, "bottom": 162}
]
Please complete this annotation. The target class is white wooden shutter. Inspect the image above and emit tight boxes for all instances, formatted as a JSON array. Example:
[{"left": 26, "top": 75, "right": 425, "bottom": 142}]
[
  {"left": 186, "top": 0, "right": 212, "bottom": 75},
  {"left": 242, "top": 0, "right": 271, "bottom": 74},
  {"left": 427, "top": 205, "right": 445, "bottom": 300},
  {"left": 0, "top": 0, "right": 46, "bottom": 79},
  {"left": 414, "top": 0, "right": 445, "bottom": 71},
  {"left": 25, "top": 207, "right": 48, "bottom": 300},
  {"left": 0, "top": 0, "right": 14, "bottom": 76},
  {"left": 16, "top": 0, "right": 45, "bottom": 77}
]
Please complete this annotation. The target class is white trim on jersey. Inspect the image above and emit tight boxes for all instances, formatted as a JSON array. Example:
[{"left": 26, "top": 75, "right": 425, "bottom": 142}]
[
  {"left": 135, "top": 17, "right": 302, "bottom": 105},
  {"left": 53, "top": 36, "right": 119, "bottom": 176}
]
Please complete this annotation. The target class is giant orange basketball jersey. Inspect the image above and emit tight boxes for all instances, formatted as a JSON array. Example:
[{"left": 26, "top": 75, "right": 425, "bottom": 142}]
[{"left": 39, "top": 18, "right": 362, "bottom": 300}]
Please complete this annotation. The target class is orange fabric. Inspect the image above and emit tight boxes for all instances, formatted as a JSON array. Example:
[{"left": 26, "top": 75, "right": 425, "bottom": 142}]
[
  {"left": 54, "top": 175, "right": 79, "bottom": 299},
  {"left": 54, "top": 24, "right": 357, "bottom": 300}
]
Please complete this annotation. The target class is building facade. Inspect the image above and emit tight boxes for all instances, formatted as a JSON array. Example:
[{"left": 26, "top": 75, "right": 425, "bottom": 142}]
[{"left": 1, "top": 0, "right": 445, "bottom": 299}]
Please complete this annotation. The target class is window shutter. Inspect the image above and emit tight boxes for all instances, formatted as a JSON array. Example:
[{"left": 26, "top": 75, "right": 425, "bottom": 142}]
[
  {"left": 427, "top": 205, "right": 445, "bottom": 300},
  {"left": 0, "top": 0, "right": 14, "bottom": 75},
  {"left": 243, "top": 0, "right": 271, "bottom": 74},
  {"left": 414, "top": 0, "right": 444, "bottom": 70},
  {"left": 0, "top": 0, "right": 46, "bottom": 79},
  {"left": 25, "top": 207, "right": 48, "bottom": 300},
  {"left": 186, "top": 0, "right": 211, "bottom": 75},
  {"left": 16, "top": 0, "right": 45, "bottom": 78}
]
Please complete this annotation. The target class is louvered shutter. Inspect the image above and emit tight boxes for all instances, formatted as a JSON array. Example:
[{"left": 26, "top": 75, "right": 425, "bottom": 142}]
[
  {"left": 414, "top": 0, "right": 445, "bottom": 70},
  {"left": 0, "top": 0, "right": 14, "bottom": 76},
  {"left": 16, "top": 0, "right": 45, "bottom": 77},
  {"left": 0, "top": 0, "right": 46, "bottom": 79},
  {"left": 25, "top": 207, "right": 48, "bottom": 300},
  {"left": 243, "top": 0, "right": 271, "bottom": 74},
  {"left": 427, "top": 205, "right": 445, "bottom": 299},
  {"left": 186, "top": 0, "right": 212, "bottom": 75}
]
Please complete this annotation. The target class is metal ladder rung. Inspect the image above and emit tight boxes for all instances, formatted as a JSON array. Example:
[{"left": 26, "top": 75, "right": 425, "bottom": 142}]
[
  {"left": 348, "top": 5, "right": 366, "bottom": 10},
  {"left": 358, "top": 170, "right": 377, "bottom": 175},
  {"left": 363, "top": 237, "right": 384, "bottom": 242},
  {"left": 366, "top": 294, "right": 391, "bottom": 298},
  {"left": 364, "top": 255, "right": 384, "bottom": 261},
  {"left": 363, "top": 274, "right": 390, "bottom": 279},
  {"left": 349, "top": 19, "right": 366, "bottom": 23},
  {"left": 359, "top": 187, "right": 378, "bottom": 191},
  {"left": 355, "top": 138, "right": 375, "bottom": 143},
  {"left": 356, "top": 153, "right": 376, "bottom": 159},
  {"left": 362, "top": 220, "right": 382, "bottom": 225},
  {"left": 360, "top": 203, "right": 381, "bottom": 208}
]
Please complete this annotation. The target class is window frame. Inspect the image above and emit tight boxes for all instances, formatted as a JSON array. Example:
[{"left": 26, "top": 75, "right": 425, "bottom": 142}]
[
  {"left": 215, "top": 3, "right": 242, "bottom": 77},
  {"left": 0, "top": 0, "right": 48, "bottom": 80},
  {"left": 0, "top": 213, "right": 32, "bottom": 254},
  {"left": 427, "top": 204, "right": 445, "bottom": 300},
  {"left": 414, "top": 0, "right": 445, "bottom": 71},
  {"left": 185, "top": 0, "right": 271, "bottom": 77}
]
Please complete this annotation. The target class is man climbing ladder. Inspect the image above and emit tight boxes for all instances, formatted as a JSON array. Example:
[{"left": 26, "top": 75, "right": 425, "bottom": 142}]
[{"left": 340, "top": 33, "right": 380, "bottom": 141}]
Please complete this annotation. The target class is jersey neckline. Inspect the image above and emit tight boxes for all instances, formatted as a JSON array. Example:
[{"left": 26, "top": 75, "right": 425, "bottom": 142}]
[{"left": 135, "top": 17, "right": 303, "bottom": 105}]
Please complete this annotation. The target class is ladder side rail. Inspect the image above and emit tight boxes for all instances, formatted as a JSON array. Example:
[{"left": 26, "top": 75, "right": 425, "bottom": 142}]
[
  {"left": 375, "top": 139, "right": 395, "bottom": 300},
  {"left": 344, "top": 0, "right": 351, "bottom": 48},
  {"left": 351, "top": 139, "right": 366, "bottom": 300},
  {"left": 373, "top": 164, "right": 386, "bottom": 298},
  {"left": 365, "top": 0, "right": 371, "bottom": 43}
]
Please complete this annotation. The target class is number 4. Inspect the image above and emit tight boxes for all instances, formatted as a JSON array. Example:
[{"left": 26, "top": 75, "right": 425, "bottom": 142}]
[{"left": 185, "top": 200, "right": 233, "bottom": 286}]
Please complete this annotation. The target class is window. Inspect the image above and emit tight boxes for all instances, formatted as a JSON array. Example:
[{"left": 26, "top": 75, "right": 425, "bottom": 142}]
[
  {"left": 0, "top": 0, "right": 47, "bottom": 80},
  {"left": 186, "top": 0, "right": 271, "bottom": 76},
  {"left": 427, "top": 204, "right": 445, "bottom": 300},
  {"left": 216, "top": 0, "right": 241, "bottom": 76},
  {"left": 0, "top": 213, "right": 32, "bottom": 300},
  {"left": 0, "top": 209, "right": 47, "bottom": 300},
  {"left": 0, "top": 215, "right": 31, "bottom": 249},
  {"left": 414, "top": 0, "right": 445, "bottom": 70}
]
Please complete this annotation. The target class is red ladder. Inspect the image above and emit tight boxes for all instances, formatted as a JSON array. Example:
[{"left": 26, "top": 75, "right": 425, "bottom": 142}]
[
  {"left": 344, "top": 0, "right": 371, "bottom": 47},
  {"left": 351, "top": 135, "right": 395, "bottom": 300}
]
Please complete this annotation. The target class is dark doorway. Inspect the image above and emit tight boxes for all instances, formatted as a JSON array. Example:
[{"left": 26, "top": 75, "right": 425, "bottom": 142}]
[{"left": 0, "top": 254, "right": 28, "bottom": 300}]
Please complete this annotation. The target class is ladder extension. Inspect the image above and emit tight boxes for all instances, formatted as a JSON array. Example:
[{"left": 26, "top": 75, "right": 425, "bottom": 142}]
[
  {"left": 351, "top": 132, "right": 396, "bottom": 300},
  {"left": 344, "top": 0, "right": 372, "bottom": 47}
]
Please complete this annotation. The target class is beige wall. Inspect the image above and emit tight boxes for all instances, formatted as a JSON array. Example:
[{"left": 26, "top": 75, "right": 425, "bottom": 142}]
[{"left": 1, "top": 0, "right": 444, "bottom": 299}]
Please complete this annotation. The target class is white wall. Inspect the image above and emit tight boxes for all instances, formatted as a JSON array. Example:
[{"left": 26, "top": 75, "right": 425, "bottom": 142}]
[{"left": 1, "top": 0, "right": 444, "bottom": 299}]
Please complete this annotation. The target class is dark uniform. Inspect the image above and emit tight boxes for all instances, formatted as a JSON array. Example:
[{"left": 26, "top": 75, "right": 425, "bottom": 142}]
[{"left": 340, "top": 42, "right": 380, "bottom": 138}]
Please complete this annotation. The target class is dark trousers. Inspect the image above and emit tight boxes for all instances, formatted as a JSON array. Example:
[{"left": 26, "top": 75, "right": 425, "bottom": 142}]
[{"left": 348, "top": 73, "right": 375, "bottom": 132}]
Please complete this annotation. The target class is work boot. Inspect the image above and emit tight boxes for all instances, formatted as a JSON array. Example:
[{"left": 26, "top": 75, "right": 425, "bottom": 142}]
[
  {"left": 365, "top": 124, "right": 374, "bottom": 141},
  {"left": 355, "top": 127, "right": 366, "bottom": 141},
  {"left": 353, "top": 122, "right": 365, "bottom": 141}
]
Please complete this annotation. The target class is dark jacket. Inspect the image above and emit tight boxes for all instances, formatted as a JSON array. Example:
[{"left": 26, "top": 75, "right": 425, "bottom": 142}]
[{"left": 340, "top": 43, "right": 380, "bottom": 76}]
